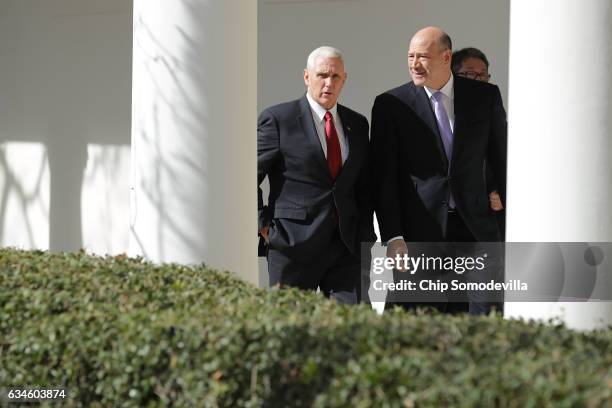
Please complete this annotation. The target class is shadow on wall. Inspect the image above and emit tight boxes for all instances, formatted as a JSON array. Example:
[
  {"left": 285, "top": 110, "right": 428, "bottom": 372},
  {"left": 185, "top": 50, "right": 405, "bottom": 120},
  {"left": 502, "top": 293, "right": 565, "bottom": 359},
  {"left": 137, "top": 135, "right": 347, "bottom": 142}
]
[
  {"left": 0, "top": 0, "right": 133, "bottom": 254},
  {"left": 0, "top": 141, "right": 130, "bottom": 254},
  {"left": 82, "top": 144, "right": 131, "bottom": 254},
  {"left": 0, "top": 139, "right": 88, "bottom": 252},
  {"left": 0, "top": 143, "right": 50, "bottom": 248}
]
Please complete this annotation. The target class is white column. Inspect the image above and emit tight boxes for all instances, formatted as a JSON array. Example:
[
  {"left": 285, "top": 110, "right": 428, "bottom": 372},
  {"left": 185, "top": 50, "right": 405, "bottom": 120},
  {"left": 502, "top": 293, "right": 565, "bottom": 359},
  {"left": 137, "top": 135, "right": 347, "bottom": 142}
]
[
  {"left": 130, "top": 1, "right": 258, "bottom": 284},
  {"left": 505, "top": 0, "right": 612, "bottom": 329}
]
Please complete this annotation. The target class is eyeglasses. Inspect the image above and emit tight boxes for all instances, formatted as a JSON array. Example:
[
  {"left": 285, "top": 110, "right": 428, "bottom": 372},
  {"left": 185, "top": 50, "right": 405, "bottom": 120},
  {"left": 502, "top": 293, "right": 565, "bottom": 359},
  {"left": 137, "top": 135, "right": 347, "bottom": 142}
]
[{"left": 457, "top": 71, "right": 491, "bottom": 82}]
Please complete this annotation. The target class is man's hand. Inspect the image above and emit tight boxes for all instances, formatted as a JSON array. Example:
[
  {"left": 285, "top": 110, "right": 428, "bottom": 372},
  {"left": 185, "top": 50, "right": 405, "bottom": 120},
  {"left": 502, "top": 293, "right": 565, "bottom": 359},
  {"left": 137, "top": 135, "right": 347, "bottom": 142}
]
[
  {"left": 260, "top": 225, "right": 270, "bottom": 244},
  {"left": 489, "top": 190, "right": 504, "bottom": 211},
  {"left": 386, "top": 239, "right": 409, "bottom": 272}
]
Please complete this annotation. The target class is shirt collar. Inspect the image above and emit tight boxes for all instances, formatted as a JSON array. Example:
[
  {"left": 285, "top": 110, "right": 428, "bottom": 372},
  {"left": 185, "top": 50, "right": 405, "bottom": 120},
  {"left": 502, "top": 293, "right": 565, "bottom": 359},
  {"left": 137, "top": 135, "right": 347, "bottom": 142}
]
[
  {"left": 424, "top": 73, "right": 454, "bottom": 101},
  {"left": 306, "top": 92, "right": 338, "bottom": 122}
]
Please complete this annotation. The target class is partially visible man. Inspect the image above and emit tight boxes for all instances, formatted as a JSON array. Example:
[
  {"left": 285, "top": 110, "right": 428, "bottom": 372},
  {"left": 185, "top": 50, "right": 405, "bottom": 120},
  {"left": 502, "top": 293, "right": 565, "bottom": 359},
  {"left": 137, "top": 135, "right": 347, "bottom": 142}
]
[
  {"left": 371, "top": 28, "right": 507, "bottom": 314},
  {"left": 451, "top": 47, "right": 491, "bottom": 82},
  {"left": 258, "top": 46, "right": 375, "bottom": 304},
  {"left": 452, "top": 47, "right": 505, "bottom": 239}
]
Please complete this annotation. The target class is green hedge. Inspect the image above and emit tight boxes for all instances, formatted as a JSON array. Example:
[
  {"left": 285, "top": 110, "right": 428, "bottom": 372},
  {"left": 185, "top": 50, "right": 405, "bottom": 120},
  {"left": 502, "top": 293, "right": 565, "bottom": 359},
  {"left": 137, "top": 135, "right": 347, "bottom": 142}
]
[{"left": 1, "top": 248, "right": 611, "bottom": 407}]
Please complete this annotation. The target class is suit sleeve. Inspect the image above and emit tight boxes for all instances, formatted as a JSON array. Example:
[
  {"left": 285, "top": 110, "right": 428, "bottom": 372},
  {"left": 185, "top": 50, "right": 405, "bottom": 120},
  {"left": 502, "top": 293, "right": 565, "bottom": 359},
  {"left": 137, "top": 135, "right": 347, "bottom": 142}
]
[
  {"left": 487, "top": 86, "right": 508, "bottom": 206},
  {"left": 257, "top": 109, "right": 280, "bottom": 232},
  {"left": 370, "top": 94, "right": 405, "bottom": 242},
  {"left": 485, "top": 164, "right": 497, "bottom": 194},
  {"left": 355, "top": 116, "right": 377, "bottom": 244}
]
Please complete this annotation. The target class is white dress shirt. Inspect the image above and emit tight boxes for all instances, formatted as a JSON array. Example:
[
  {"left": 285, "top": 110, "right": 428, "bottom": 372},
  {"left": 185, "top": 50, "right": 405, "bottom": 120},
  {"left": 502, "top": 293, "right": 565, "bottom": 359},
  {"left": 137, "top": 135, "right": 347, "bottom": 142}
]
[{"left": 306, "top": 92, "right": 349, "bottom": 163}]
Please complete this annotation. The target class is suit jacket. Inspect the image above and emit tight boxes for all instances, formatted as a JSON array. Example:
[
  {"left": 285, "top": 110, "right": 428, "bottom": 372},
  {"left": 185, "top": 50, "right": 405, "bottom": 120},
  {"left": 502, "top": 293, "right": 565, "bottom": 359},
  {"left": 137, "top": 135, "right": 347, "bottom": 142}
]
[
  {"left": 258, "top": 94, "right": 376, "bottom": 259},
  {"left": 371, "top": 76, "right": 507, "bottom": 242}
]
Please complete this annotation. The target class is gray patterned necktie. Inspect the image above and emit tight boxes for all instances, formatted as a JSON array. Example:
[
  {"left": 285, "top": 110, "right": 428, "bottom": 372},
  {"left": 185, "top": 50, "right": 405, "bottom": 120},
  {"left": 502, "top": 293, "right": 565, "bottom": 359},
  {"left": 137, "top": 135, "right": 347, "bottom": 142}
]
[
  {"left": 431, "top": 91, "right": 453, "bottom": 162},
  {"left": 432, "top": 91, "right": 455, "bottom": 208}
]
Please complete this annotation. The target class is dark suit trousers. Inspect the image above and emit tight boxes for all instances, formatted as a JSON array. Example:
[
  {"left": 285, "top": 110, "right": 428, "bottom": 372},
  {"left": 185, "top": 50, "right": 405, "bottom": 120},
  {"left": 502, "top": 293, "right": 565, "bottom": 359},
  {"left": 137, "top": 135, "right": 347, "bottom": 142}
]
[
  {"left": 387, "top": 210, "right": 502, "bottom": 315},
  {"left": 267, "top": 227, "right": 360, "bottom": 304},
  {"left": 447, "top": 210, "right": 503, "bottom": 315}
]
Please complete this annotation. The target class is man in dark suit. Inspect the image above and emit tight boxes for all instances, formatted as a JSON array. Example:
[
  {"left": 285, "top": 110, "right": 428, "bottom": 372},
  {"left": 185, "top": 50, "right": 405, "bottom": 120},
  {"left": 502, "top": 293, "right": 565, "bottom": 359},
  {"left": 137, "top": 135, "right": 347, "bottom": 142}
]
[
  {"left": 370, "top": 27, "right": 507, "bottom": 314},
  {"left": 452, "top": 47, "right": 506, "bottom": 240},
  {"left": 258, "top": 46, "right": 375, "bottom": 304}
]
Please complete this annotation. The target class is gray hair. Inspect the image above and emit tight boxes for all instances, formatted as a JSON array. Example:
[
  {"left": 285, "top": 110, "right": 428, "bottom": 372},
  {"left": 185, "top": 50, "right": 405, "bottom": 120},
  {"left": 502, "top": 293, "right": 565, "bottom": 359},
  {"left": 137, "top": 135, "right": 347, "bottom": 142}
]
[{"left": 306, "top": 46, "right": 344, "bottom": 70}]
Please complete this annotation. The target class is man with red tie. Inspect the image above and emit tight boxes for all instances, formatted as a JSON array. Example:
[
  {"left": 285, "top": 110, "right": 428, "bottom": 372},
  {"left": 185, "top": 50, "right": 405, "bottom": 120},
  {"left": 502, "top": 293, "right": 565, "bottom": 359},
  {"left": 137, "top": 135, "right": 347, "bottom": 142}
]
[{"left": 258, "top": 46, "right": 375, "bottom": 303}]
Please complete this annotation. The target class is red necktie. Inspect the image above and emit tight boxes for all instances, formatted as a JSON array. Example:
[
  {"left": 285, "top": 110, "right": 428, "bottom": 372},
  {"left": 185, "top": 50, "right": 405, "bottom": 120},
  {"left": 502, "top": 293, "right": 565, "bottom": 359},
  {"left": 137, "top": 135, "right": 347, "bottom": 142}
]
[{"left": 324, "top": 111, "right": 342, "bottom": 180}]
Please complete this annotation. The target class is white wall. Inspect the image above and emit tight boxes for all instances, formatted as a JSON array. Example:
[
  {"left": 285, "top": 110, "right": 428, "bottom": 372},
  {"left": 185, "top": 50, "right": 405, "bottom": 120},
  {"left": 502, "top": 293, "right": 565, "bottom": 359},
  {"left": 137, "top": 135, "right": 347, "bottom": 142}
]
[
  {"left": 258, "top": 0, "right": 510, "bottom": 117},
  {"left": 0, "top": 0, "right": 132, "bottom": 254}
]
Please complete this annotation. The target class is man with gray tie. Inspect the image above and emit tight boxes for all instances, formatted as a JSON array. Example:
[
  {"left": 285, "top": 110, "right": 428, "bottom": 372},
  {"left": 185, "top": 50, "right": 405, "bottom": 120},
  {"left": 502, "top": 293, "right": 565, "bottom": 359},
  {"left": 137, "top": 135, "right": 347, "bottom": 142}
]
[{"left": 370, "top": 27, "right": 507, "bottom": 314}]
